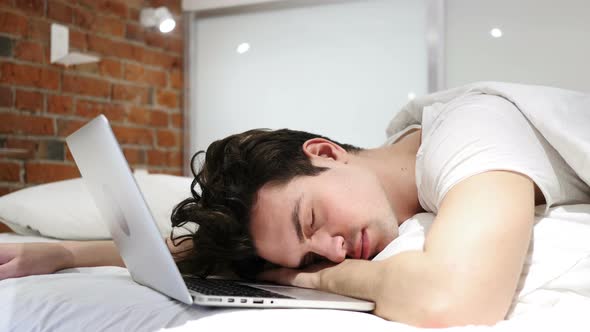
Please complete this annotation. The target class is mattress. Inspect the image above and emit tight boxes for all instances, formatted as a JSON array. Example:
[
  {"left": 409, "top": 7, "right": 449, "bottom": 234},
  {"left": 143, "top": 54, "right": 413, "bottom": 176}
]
[{"left": 1, "top": 205, "right": 590, "bottom": 332}]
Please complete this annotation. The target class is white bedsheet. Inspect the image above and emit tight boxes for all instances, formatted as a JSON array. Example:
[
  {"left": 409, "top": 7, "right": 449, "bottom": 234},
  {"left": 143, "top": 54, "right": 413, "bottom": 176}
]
[{"left": 1, "top": 205, "right": 590, "bottom": 332}]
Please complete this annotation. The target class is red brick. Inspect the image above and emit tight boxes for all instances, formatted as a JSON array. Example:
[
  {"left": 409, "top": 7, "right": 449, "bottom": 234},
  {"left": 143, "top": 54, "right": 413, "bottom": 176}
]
[
  {"left": 0, "top": 86, "right": 12, "bottom": 107},
  {"left": 69, "top": 29, "right": 87, "bottom": 50},
  {"left": 93, "top": 15, "right": 125, "bottom": 37},
  {"left": 66, "top": 62, "right": 99, "bottom": 75},
  {"left": 112, "top": 125, "right": 153, "bottom": 145},
  {"left": 140, "top": 48, "right": 180, "bottom": 69},
  {"left": 167, "top": 21, "right": 182, "bottom": 40},
  {"left": 145, "top": 31, "right": 170, "bottom": 50},
  {"left": 123, "top": 147, "right": 145, "bottom": 164},
  {"left": 64, "top": 144, "right": 74, "bottom": 162},
  {"left": 0, "top": 63, "right": 60, "bottom": 90},
  {"left": 47, "top": 0, "right": 73, "bottom": 24},
  {"left": 0, "top": 113, "right": 55, "bottom": 135},
  {"left": 127, "top": 7, "right": 140, "bottom": 21},
  {"left": 112, "top": 83, "right": 148, "bottom": 104},
  {"left": 0, "top": 11, "right": 28, "bottom": 37},
  {"left": 169, "top": 69, "right": 182, "bottom": 89},
  {"left": 76, "top": 0, "right": 96, "bottom": 10},
  {"left": 0, "top": 0, "right": 14, "bottom": 8},
  {"left": 72, "top": 6, "right": 96, "bottom": 30},
  {"left": 167, "top": 37, "right": 183, "bottom": 54},
  {"left": 170, "top": 113, "right": 182, "bottom": 128},
  {"left": 76, "top": 99, "right": 125, "bottom": 121},
  {"left": 63, "top": 74, "right": 111, "bottom": 98},
  {"left": 56, "top": 118, "right": 85, "bottom": 136},
  {"left": 147, "top": 150, "right": 182, "bottom": 167},
  {"left": 15, "top": 90, "right": 44, "bottom": 112},
  {"left": 124, "top": 63, "right": 166, "bottom": 87},
  {"left": 125, "top": 23, "right": 143, "bottom": 42},
  {"left": 15, "top": 0, "right": 44, "bottom": 15},
  {"left": 0, "top": 161, "right": 20, "bottom": 181},
  {"left": 146, "top": 150, "right": 165, "bottom": 166},
  {"left": 149, "top": 0, "right": 181, "bottom": 15},
  {"left": 88, "top": 35, "right": 134, "bottom": 60},
  {"left": 122, "top": 0, "right": 143, "bottom": 9},
  {"left": 127, "top": 106, "right": 150, "bottom": 125},
  {"left": 27, "top": 18, "right": 50, "bottom": 42},
  {"left": 5, "top": 138, "right": 37, "bottom": 152},
  {"left": 47, "top": 95, "right": 73, "bottom": 114},
  {"left": 25, "top": 162, "right": 80, "bottom": 184},
  {"left": 150, "top": 110, "right": 168, "bottom": 127},
  {"left": 98, "top": 58, "right": 122, "bottom": 78},
  {"left": 97, "top": 0, "right": 127, "bottom": 17},
  {"left": 156, "top": 129, "right": 179, "bottom": 147},
  {"left": 156, "top": 89, "right": 178, "bottom": 108},
  {"left": 14, "top": 40, "right": 45, "bottom": 63}
]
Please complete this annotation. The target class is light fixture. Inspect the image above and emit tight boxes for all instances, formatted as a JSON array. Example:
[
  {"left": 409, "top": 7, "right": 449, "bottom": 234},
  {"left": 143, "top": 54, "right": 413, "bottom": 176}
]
[
  {"left": 50, "top": 23, "right": 100, "bottom": 66},
  {"left": 140, "top": 6, "right": 176, "bottom": 33},
  {"left": 407, "top": 92, "right": 416, "bottom": 100},
  {"left": 490, "top": 28, "right": 503, "bottom": 38},
  {"left": 236, "top": 43, "right": 250, "bottom": 54}
]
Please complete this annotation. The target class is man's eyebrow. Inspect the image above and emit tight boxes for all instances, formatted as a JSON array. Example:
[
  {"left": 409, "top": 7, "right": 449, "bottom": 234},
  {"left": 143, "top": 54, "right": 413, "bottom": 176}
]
[{"left": 292, "top": 194, "right": 304, "bottom": 244}]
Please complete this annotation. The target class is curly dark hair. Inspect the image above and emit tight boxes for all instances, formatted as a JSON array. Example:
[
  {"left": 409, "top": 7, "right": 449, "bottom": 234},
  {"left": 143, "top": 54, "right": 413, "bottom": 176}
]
[{"left": 169, "top": 128, "right": 361, "bottom": 279}]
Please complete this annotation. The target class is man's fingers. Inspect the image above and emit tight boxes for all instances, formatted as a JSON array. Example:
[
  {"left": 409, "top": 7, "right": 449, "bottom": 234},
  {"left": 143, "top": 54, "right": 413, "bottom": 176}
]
[
  {"left": 257, "top": 268, "right": 282, "bottom": 282},
  {"left": 257, "top": 268, "right": 296, "bottom": 284}
]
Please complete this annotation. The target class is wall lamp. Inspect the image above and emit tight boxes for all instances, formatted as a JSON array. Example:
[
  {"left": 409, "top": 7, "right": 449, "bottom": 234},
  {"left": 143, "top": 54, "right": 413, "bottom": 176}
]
[{"left": 140, "top": 6, "right": 176, "bottom": 33}]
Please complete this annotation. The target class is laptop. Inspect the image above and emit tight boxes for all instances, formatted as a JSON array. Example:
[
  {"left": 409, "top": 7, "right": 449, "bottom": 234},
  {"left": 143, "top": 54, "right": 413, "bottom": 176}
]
[{"left": 66, "top": 115, "right": 375, "bottom": 312}]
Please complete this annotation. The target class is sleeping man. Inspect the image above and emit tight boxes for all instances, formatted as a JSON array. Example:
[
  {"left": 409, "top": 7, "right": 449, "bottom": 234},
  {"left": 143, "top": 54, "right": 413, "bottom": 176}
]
[{"left": 1, "top": 82, "right": 589, "bottom": 328}]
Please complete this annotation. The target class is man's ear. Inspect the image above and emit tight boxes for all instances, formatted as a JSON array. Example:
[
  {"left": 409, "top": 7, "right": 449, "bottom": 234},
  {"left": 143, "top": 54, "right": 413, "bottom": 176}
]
[{"left": 302, "top": 138, "right": 348, "bottom": 163}]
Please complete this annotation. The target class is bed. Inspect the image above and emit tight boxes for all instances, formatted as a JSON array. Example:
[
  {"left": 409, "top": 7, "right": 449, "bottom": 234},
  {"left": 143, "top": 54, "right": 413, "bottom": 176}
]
[{"left": 1, "top": 174, "right": 590, "bottom": 331}]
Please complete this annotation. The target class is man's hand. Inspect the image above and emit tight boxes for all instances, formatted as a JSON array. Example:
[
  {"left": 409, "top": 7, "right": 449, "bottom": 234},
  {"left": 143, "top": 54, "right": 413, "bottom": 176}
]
[
  {"left": 0, "top": 240, "right": 127, "bottom": 281},
  {"left": 257, "top": 261, "right": 335, "bottom": 289},
  {"left": 0, "top": 242, "right": 70, "bottom": 280}
]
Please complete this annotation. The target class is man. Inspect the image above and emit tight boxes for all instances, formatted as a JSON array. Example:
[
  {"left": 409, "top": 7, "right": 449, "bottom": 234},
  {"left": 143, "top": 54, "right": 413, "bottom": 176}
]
[{"left": 2, "top": 82, "right": 589, "bottom": 328}]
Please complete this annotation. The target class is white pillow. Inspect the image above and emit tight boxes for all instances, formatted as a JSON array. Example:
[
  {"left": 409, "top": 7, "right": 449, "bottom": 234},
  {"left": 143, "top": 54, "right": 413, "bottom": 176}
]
[
  {"left": 371, "top": 206, "right": 590, "bottom": 318},
  {"left": 0, "top": 171, "right": 194, "bottom": 240}
]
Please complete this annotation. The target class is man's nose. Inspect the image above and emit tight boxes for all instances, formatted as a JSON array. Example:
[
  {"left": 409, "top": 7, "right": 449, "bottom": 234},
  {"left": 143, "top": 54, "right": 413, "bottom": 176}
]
[{"left": 311, "top": 233, "right": 346, "bottom": 263}]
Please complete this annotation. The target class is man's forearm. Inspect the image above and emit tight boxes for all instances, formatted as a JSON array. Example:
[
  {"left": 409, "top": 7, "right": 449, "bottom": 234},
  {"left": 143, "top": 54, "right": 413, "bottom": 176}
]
[
  {"left": 318, "top": 258, "right": 387, "bottom": 302},
  {"left": 318, "top": 250, "right": 447, "bottom": 326},
  {"left": 58, "top": 240, "right": 125, "bottom": 269}
]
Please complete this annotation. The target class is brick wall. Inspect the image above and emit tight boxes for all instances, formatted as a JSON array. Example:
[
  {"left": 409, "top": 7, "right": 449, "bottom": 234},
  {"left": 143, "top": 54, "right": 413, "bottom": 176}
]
[{"left": 0, "top": 0, "right": 184, "bottom": 196}]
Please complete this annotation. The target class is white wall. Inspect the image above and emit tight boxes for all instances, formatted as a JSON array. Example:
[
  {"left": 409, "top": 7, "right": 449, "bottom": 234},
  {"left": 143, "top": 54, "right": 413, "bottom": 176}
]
[
  {"left": 192, "top": 0, "right": 427, "bottom": 152},
  {"left": 446, "top": 0, "right": 590, "bottom": 92}
]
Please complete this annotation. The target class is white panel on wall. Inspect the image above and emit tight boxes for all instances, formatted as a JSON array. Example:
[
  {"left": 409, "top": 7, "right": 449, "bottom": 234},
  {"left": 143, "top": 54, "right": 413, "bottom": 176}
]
[
  {"left": 192, "top": 0, "right": 427, "bottom": 152},
  {"left": 446, "top": 0, "right": 590, "bottom": 92}
]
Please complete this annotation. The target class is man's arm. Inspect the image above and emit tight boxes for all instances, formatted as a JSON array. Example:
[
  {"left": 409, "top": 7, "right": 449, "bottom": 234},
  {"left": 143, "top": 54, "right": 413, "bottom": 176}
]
[
  {"left": 261, "top": 171, "right": 535, "bottom": 327},
  {"left": 59, "top": 236, "right": 192, "bottom": 270},
  {"left": 59, "top": 240, "right": 126, "bottom": 269}
]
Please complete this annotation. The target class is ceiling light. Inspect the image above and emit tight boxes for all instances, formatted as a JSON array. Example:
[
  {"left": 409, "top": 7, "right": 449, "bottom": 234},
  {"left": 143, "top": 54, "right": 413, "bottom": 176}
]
[
  {"left": 140, "top": 7, "right": 176, "bottom": 33},
  {"left": 236, "top": 43, "right": 250, "bottom": 54},
  {"left": 490, "top": 28, "right": 503, "bottom": 38},
  {"left": 408, "top": 92, "right": 416, "bottom": 100}
]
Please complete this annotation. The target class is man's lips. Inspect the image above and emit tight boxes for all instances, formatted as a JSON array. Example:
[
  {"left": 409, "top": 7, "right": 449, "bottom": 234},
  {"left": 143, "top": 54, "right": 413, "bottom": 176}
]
[
  {"left": 361, "top": 228, "right": 370, "bottom": 260},
  {"left": 352, "top": 228, "right": 369, "bottom": 260}
]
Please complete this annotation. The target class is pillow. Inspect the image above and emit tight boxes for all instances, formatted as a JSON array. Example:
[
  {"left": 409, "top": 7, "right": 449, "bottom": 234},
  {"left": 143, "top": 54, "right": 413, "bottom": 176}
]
[
  {"left": 0, "top": 171, "right": 193, "bottom": 240},
  {"left": 371, "top": 206, "right": 590, "bottom": 318}
]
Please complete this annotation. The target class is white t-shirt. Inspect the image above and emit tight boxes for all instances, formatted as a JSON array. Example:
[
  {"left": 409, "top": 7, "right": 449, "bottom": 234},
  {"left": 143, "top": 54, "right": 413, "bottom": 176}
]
[{"left": 388, "top": 93, "right": 590, "bottom": 214}]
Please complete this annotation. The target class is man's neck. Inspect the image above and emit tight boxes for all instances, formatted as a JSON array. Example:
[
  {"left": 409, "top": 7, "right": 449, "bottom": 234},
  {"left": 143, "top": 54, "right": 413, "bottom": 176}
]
[{"left": 354, "top": 129, "right": 424, "bottom": 224}]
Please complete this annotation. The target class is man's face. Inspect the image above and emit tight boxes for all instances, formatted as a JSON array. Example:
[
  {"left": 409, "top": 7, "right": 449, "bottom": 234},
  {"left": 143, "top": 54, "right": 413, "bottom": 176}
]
[{"left": 249, "top": 153, "right": 399, "bottom": 269}]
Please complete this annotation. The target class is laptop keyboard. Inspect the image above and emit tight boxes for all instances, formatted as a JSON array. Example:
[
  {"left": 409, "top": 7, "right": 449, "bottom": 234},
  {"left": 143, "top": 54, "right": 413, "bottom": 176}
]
[{"left": 183, "top": 277, "right": 293, "bottom": 299}]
